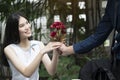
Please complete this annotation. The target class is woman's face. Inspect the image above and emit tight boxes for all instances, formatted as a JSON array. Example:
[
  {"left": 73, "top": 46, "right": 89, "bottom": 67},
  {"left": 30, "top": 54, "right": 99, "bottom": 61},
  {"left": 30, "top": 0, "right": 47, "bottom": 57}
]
[{"left": 18, "top": 16, "right": 32, "bottom": 40}]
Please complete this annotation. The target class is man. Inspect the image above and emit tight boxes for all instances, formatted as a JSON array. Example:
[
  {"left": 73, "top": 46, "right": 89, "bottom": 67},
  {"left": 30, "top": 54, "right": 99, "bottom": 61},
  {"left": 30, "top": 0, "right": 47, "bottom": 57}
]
[{"left": 59, "top": 0, "right": 120, "bottom": 79}]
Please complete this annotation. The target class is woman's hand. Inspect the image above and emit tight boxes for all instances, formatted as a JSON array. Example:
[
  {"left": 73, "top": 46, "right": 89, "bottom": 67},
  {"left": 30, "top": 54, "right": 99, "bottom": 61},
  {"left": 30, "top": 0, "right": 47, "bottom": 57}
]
[
  {"left": 53, "top": 48, "right": 62, "bottom": 55},
  {"left": 41, "top": 42, "right": 62, "bottom": 54}
]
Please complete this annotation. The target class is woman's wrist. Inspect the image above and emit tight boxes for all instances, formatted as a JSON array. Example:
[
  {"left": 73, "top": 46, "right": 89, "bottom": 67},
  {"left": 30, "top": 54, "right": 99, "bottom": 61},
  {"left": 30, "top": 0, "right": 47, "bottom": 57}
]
[
  {"left": 40, "top": 49, "right": 46, "bottom": 55},
  {"left": 53, "top": 50, "right": 60, "bottom": 55}
]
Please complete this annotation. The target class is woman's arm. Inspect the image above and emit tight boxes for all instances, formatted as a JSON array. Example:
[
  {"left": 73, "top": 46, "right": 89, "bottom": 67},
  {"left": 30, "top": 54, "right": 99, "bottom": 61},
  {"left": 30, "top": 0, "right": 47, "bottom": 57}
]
[
  {"left": 42, "top": 49, "right": 60, "bottom": 75},
  {"left": 4, "top": 42, "right": 61, "bottom": 77},
  {"left": 4, "top": 46, "right": 44, "bottom": 77}
]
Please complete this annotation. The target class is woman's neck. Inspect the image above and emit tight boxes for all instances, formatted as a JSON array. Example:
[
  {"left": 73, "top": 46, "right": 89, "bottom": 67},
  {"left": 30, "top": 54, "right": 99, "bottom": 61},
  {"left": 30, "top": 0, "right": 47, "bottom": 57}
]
[{"left": 19, "top": 39, "right": 31, "bottom": 50}]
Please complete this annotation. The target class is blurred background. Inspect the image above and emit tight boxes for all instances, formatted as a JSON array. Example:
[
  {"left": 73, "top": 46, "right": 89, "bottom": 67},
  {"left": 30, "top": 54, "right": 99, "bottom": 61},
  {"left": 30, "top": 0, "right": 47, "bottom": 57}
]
[{"left": 0, "top": 0, "right": 111, "bottom": 80}]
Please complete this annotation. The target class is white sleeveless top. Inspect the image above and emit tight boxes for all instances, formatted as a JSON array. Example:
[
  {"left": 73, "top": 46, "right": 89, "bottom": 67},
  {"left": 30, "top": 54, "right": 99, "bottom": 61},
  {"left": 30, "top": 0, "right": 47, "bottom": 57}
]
[{"left": 8, "top": 40, "right": 43, "bottom": 80}]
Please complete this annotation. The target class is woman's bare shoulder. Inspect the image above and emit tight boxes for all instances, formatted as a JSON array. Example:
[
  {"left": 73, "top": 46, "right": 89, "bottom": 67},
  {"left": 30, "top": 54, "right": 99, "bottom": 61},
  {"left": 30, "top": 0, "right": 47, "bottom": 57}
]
[{"left": 4, "top": 44, "right": 15, "bottom": 54}]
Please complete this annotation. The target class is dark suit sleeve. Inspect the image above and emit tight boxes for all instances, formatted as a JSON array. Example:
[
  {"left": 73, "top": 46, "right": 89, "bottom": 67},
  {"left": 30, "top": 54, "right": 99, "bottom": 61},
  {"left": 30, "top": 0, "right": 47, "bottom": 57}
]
[{"left": 73, "top": 0, "right": 114, "bottom": 54}]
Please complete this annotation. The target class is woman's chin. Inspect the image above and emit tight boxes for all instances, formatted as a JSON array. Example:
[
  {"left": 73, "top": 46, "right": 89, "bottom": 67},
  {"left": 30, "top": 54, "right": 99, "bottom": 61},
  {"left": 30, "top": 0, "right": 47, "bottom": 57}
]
[{"left": 26, "top": 34, "right": 32, "bottom": 37}]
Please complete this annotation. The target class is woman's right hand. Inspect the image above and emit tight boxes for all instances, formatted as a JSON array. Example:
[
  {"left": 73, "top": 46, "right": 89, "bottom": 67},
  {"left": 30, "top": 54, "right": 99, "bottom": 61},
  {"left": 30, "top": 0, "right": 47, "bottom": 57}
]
[{"left": 41, "top": 42, "right": 62, "bottom": 54}]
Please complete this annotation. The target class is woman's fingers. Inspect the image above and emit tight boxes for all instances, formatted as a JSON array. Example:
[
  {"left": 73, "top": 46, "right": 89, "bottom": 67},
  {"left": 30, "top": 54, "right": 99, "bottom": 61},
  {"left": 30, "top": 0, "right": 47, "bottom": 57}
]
[{"left": 44, "top": 42, "right": 62, "bottom": 52}]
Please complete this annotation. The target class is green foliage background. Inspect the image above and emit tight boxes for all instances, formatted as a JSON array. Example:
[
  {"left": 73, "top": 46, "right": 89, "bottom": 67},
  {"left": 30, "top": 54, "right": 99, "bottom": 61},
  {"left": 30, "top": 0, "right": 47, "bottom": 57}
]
[{"left": 39, "top": 55, "right": 80, "bottom": 79}]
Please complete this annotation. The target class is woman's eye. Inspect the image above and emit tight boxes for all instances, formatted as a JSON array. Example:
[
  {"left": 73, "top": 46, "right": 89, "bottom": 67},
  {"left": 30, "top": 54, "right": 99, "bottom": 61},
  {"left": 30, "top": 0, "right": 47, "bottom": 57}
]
[
  {"left": 19, "top": 21, "right": 29, "bottom": 27},
  {"left": 19, "top": 24, "right": 24, "bottom": 28}
]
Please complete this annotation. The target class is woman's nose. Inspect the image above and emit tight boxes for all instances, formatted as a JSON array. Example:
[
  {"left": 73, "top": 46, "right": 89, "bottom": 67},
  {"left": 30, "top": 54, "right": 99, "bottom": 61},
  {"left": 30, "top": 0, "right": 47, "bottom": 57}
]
[{"left": 25, "top": 23, "right": 30, "bottom": 29}]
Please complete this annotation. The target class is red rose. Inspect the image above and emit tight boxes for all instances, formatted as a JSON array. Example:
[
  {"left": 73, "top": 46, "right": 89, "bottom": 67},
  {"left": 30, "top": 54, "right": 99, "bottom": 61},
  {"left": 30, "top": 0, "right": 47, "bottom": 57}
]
[
  {"left": 50, "top": 31, "right": 56, "bottom": 38},
  {"left": 50, "top": 21, "right": 66, "bottom": 42}
]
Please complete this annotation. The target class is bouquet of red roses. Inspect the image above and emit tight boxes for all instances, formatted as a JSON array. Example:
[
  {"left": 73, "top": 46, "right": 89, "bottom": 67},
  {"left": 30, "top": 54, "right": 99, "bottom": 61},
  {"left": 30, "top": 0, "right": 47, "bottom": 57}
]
[{"left": 50, "top": 21, "right": 66, "bottom": 42}]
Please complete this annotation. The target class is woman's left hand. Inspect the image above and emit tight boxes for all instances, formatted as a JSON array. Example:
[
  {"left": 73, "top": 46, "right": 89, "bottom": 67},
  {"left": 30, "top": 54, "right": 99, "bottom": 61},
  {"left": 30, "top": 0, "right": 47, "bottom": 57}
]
[{"left": 41, "top": 42, "right": 62, "bottom": 54}]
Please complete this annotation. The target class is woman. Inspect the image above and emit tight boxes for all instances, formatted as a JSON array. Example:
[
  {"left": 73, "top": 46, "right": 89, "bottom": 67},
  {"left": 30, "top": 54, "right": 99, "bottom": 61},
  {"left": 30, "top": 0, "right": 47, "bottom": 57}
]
[{"left": 2, "top": 12, "right": 61, "bottom": 80}]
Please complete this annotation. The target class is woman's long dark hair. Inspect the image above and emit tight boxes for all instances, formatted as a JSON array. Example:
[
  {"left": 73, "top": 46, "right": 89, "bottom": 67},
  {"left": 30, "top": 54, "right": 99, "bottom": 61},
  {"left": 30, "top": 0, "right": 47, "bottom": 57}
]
[{"left": 1, "top": 12, "right": 27, "bottom": 66}]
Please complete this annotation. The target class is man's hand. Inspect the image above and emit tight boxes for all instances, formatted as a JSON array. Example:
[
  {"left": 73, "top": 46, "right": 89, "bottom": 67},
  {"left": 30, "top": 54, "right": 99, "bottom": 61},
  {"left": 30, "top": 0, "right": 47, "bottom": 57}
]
[{"left": 59, "top": 44, "right": 75, "bottom": 56}]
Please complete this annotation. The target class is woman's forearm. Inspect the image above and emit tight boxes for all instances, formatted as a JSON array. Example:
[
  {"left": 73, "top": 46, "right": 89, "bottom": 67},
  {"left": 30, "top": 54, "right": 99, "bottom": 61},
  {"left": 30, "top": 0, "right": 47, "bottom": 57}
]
[
  {"left": 48, "top": 50, "right": 59, "bottom": 75},
  {"left": 23, "top": 51, "right": 45, "bottom": 77}
]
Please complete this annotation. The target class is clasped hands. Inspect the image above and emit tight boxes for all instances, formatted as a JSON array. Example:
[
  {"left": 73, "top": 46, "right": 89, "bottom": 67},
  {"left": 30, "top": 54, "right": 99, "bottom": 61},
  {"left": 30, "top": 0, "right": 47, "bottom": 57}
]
[{"left": 43, "top": 42, "right": 73, "bottom": 56}]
